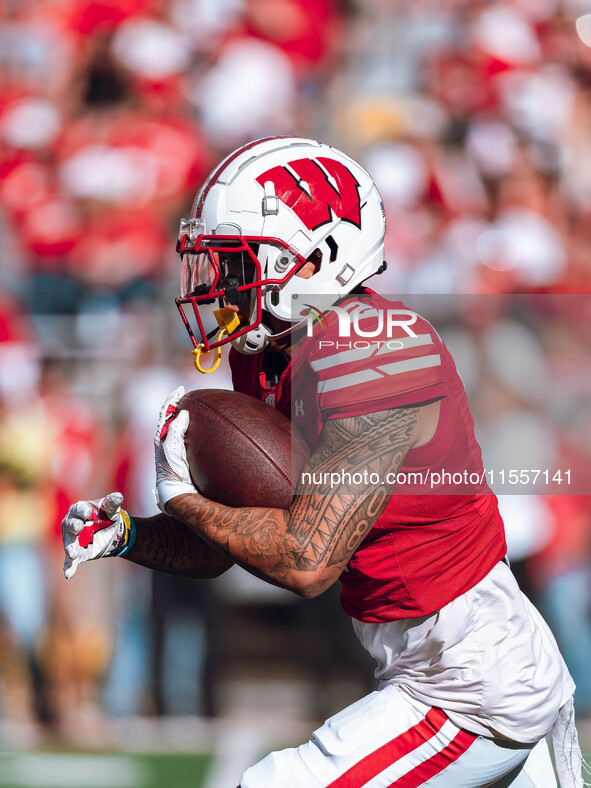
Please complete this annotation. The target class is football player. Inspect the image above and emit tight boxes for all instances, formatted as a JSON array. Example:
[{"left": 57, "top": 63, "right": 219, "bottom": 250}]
[{"left": 62, "top": 138, "right": 584, "bottom": 787}]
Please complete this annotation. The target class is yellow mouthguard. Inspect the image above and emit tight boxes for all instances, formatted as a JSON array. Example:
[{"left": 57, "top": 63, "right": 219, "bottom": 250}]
[
  {"left": 213, "top": 308, "right": 241, "bottom": 335},
  {"left": 191, "top": 328, "right": 227, "bottom": 374}
]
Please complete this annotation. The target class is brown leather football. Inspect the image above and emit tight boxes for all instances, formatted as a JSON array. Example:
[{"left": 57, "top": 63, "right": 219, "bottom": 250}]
[{"left": 178, "top": 389, "right": 310, "bottom": 509}]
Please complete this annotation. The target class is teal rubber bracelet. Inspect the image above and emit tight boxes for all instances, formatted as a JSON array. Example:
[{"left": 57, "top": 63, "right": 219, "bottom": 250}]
[{"left": 117, "top": 513, "right": 136, "bottom": 557}]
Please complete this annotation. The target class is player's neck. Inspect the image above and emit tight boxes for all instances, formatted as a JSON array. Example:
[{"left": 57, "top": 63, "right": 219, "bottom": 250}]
[{"left": 267, "top": 316, "right": 307, "bottom": 360}]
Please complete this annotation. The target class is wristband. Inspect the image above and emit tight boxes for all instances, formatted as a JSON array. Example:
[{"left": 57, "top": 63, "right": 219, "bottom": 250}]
[{"left": 115, "top": 510, "right": 136, "bottom": 557}]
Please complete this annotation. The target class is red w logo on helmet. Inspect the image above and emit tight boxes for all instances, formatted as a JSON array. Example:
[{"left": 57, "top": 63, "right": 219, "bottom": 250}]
[{"left": 256, "top": 157, "right": 361, "bottom": 232}]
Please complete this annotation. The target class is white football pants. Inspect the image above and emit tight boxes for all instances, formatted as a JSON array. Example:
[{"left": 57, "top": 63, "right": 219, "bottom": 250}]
[{"left": 240, "top": 684, "right": 555, "bottom": 787}]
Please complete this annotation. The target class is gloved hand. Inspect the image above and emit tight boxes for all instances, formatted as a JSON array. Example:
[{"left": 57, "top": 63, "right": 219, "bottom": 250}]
[
  {"left": 154, "top": 385, "right": 197, "bottom": 513},
  {"left": 62, "top": 492, "right": 136, "bottom": 580}
]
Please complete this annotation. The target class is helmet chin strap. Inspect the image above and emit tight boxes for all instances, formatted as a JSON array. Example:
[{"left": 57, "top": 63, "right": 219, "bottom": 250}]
[
  {"left": 266, "top": 318, "right": 307, "bottom": 342},
  {"left": 229, "top": 315, "right": 308, "bottom": 356}
]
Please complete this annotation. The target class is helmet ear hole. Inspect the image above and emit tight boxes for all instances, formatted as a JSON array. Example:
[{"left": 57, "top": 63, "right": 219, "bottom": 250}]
[
  {"left": 303, "top": 249, "right": 323, "bottom": 277},
  {"left": 304, "top": 237, "right": 337, "bottom": 276},
  {"left": 326, "top": 234, "right": 338, "bottom": 262}
]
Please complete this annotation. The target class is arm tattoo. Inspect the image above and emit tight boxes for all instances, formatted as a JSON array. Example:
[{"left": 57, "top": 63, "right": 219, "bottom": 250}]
[
  {"left": 289, "top": 407, "right": 419, "bottom": 569},
  {"left": 167, "top": 406, "right": 420, "bottom": 592},
  {"left": 123, "top": 513, "right": 233, "bottom": 579}
]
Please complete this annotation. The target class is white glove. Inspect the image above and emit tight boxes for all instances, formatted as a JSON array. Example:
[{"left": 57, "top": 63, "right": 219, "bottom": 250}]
[
  {"left": 154, "top": 385, "right": 197, "bottom": 513},
  {"left": 62, "top": 492, "right": 135, "bottom": 580}
]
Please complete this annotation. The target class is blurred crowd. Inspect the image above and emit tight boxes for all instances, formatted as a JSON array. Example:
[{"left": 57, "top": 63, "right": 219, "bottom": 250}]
[{"left": 1, "top": 0, "right": 591, "bottom": 743}]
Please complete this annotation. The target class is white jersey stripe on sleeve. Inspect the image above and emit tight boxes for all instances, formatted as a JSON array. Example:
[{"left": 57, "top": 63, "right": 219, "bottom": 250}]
[
  {"left": 318, "top": 369, "right": 383, "bottom": 394},
  {"left": 377, "top": 354, "right": 441, "bottom": 377},
  {"left": 311, "top": 344, "right": 376, "bottom": 372},
  {"left": 311, "top": 335, "right": 434, "bottom": 372},
  {"left": 376, "top": 334, "right": 433, "bottom": 357},
  {"left": 317, "top": 354, "right": 442, "bottom": 394}
]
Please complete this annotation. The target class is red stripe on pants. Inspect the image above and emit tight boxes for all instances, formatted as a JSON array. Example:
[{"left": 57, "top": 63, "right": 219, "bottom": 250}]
[
  {"left": 326, "top": 708, "right": 449, "bottom": 788},
  {"left": 388, "top": 729, "right": 477, "bottom": 787}
]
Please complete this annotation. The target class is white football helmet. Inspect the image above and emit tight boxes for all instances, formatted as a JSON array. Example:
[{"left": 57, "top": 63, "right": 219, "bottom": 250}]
[{"left": 176, "top": 136, "right": 386, "bottom": 357}]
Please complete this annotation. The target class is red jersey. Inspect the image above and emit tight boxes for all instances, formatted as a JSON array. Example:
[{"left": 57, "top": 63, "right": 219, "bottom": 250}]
[{"left": 230, "top": 291, "right": 506, "bottom": 622}]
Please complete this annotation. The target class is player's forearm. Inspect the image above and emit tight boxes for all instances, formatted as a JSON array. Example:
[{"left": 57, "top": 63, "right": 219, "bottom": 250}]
[
  {"left": 166, "top": 491, "right": 376, "bottom": 597},
  {"left": 165, "top": 494, "right": 317, "bottom": 593},
  {"left": 123, "top": 512, "right": 233, "bottom": 579}
]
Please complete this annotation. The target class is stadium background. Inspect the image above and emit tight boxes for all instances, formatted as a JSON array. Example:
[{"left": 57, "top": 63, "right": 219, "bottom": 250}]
[{"left": 1, "top": 0, "right": 591, "bottom": 785}]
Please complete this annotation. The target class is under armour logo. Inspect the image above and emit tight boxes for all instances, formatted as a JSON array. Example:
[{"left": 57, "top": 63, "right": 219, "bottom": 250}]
[
  {"left": 294, "top": 399, "right": 305, "bottom": 418},
  {"left": 159, "top": 405, "right": 179, "bottom": 441}
]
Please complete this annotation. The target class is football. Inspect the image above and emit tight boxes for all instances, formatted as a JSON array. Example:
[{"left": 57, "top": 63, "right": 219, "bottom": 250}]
[{"left": 178, "top": 389, "right": 311, "bottom": 509}]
